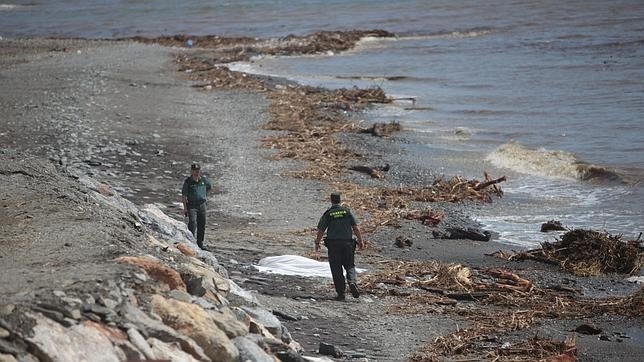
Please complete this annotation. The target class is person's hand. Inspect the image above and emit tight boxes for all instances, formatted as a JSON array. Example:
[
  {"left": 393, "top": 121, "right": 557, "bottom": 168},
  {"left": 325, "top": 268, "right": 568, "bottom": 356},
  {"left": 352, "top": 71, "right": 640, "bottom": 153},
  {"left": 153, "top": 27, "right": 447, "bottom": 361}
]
[
  {"left": 314, "top": 242, "right": 321, "bottom": 253},
  {"left": 357, "top": 239, "right": 366, "bottom": 250}
]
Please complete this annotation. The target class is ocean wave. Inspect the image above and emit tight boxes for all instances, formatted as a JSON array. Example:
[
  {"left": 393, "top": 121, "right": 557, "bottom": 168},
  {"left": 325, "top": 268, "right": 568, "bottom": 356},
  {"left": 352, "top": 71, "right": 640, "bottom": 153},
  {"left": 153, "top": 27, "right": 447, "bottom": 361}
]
[
  {"left": 0, "top": 4, "right": 21, "bottom": 10},
  {"left": 356, "top": 28, "right": 493, "bottom": 48},
  {"left": 486, "top": 142, "right": 627, "bottom": 184}
]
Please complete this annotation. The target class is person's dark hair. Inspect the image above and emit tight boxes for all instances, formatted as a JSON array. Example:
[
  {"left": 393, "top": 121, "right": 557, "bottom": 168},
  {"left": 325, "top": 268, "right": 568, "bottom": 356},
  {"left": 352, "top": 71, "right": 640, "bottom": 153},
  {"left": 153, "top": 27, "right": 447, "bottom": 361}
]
[
  {"left": 191, "top": 163, "right": 201, "bottom": 170},
  {"left": 330, "top": 192, "right": 341, "bottom": 204}
]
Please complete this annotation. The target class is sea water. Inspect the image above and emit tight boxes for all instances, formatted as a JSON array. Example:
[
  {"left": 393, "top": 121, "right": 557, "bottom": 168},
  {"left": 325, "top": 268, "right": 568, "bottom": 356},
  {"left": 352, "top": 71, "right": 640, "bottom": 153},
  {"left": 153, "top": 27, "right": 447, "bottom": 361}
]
[{"left": 2, "top": 0, "right": 642, "bottom": 246}]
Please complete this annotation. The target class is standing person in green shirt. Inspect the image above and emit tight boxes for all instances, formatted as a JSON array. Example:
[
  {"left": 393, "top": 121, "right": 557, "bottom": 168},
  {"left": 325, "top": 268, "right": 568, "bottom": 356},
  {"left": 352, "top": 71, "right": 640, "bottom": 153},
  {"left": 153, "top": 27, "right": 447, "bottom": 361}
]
[
  {"left": 315, "top": 192, "right": 365, "bottom": 301},
  {"left": 181, "top": 163, "right": 212, "bottom": 249}
]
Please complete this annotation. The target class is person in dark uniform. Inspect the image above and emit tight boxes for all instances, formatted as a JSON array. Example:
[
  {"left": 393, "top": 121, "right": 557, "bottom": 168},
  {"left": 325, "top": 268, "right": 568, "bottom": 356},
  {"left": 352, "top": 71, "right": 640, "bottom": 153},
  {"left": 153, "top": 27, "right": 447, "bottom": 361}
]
[
  {"left": 315, "top": 192, "right": 365, "bottom": 301},
  {"left": 181, "top": 163, "right": 212, "bottom": 249}
]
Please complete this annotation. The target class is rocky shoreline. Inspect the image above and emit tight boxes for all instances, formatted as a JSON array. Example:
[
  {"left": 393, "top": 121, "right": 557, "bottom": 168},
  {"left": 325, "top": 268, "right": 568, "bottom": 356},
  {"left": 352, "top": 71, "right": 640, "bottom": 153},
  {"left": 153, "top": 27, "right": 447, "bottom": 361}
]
[
  {"left": 1, "top": 35, "right": 642, "bottom": 362},
  {"left": 0, "top": 150, "right": 304, "bottom": 361}
]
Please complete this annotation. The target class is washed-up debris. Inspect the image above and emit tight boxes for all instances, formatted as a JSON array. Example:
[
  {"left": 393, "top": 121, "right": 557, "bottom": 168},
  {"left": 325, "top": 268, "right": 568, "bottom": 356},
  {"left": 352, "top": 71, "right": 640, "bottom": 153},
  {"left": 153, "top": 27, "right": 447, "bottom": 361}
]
[
  {"left": 359, "top": 261, "right": 534, "bottom": 298},
  {"left": 325, "top": 174, "right": 503, "bottom": 233},
  {"left": 494, "top": 229, "right": 643, "bottom": 276},
  {"left": 405, "top": 210, "right": 445, "bottom": 226},
  {"left": 394, "top": 236, "right": 413, "bottom": 248},
  {"left": 412, "top": 333, "right": 577, "bottom": 362},
  {"left": 541, "top": 220, "right": 566, "bottom": 232},
  {"left": 131, "top": 30, "right": 395, "bottom": 63},
  {"left": 360, "top": 121, "right": 402, "bottom": 137},
  {"left": 348, "top": 164, "right": 390, "bottom": 179}
]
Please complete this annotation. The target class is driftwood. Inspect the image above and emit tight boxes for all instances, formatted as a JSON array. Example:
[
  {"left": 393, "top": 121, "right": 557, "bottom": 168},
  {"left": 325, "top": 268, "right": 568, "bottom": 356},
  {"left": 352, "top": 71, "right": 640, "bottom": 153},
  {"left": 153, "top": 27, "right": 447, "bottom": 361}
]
[
  {"left": 473, "top": 175, "right": 507, "bottom": 191},
  {"left": 405, "top": 210, "right": 445, "bottom": 226},
  {"left": 348, "top": 164, "right": 390, "bottom": 179},
  {"left": 484, "top": 268, "right": 533, "bottom": 292}
]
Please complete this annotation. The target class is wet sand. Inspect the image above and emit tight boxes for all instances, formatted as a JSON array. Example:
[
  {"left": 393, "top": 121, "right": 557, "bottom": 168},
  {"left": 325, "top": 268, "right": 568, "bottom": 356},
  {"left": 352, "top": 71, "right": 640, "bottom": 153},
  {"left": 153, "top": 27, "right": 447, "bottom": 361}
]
[{"left": 1, "top": 38, "right": 642, "bottom": 361}]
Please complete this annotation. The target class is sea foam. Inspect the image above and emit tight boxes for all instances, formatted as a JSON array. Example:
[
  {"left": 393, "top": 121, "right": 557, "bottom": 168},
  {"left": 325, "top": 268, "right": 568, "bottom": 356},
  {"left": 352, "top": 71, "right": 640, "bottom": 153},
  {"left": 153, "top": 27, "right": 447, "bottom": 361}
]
[
  {"left": 0, "top": 4, "right": 20, "bottom": 11},
  {"left": 486, "top": 142, "right": 625, "bottom": 183}
]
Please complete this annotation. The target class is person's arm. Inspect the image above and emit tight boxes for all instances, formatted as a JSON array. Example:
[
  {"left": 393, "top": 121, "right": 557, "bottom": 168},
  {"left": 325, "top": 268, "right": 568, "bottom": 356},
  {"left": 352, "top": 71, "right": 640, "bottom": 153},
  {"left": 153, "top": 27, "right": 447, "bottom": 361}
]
[
  {"left": 181, "top": 180, "right": 189, "bottom": 216},
  {"left": 204, "top": 176, "right": 213, "bottom": 192},
  {"left": 181, "top": 195, "right": 188, "bottom": 216},
  {"left": 314, "top": 229, "right": 324, "bottom": 252},
  {"left": 315, "top": 213, "right": 328, "bottom": 252},
  {"left": 352, "top": 224, "right": 364, "bottom": 250}
]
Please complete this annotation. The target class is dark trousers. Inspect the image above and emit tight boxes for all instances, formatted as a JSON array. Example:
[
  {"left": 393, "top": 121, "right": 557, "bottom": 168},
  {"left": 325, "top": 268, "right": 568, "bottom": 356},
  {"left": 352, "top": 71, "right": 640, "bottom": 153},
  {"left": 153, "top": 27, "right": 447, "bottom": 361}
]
[
  {"left": 327, "top": 239, "right": 357, "bottom": 296},
  {"left": 188, "top": 203, "right": 207, "bottom": 247}
]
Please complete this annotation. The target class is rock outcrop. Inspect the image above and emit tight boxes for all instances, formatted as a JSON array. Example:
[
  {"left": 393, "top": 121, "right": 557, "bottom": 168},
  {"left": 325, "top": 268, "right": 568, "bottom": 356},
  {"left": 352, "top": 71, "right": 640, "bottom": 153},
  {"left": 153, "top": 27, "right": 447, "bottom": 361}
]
[{"left": 0, "top": 151, "right": 303, "bottom": 361}]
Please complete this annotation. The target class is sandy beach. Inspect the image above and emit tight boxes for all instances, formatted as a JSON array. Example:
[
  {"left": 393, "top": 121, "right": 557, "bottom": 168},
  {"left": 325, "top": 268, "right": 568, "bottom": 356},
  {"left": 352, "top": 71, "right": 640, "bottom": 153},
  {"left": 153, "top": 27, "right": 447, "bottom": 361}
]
[{"left": 1, "top": 37, "right": 642, "bottom": 361}]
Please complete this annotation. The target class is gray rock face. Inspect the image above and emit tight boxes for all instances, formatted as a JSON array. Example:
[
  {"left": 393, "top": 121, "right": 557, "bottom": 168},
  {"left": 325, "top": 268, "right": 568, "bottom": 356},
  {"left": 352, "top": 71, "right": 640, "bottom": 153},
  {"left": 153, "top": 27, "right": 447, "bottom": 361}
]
[
  {"left": 140, "top": 204, "right": 194, "bottom": 244},
  {"left": 25, "top": 312, "right": 125, "bottom": 362},
  {"left": 121, "top": 303, "right": 210, "bottom": 362},
  {"left": 0, "top": 147, "right": 302, "bottom": 362},
  {"left": 241, "top": 306, "right": 283, "bottom": 339},
  {"left": 148, "top": 338, "right": 200, "bottom": 362},
  {"left": 126, "top": 328, "right": 155, "bottom": 360},
  {"left": 233, "top": 336, "right": 275, "bottom": 362}
]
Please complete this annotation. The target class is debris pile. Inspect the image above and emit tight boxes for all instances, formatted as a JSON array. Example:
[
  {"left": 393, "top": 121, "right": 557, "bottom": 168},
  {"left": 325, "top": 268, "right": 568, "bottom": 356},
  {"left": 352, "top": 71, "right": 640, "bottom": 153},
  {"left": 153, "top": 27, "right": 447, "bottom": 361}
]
[
  {"left": 412, "top": 333, "right": 577, "bottom": 362},
  {"left": 135, "top": 30, "right": 395, "bottom": 64},
  {"left": 405, "top": 209, "right": 445, "bottom": 226},
  {"left": 359, "top": 261, "right": 534, "bottom": 299},
  {"left": 362, "top": 259, "right": 640, "bottom": 360},
  {"left": 498, "top": 229, "right": 643, "bottom": 276},
  {"left": 327, "top": 175, "right": 503, "bottom": 233}
]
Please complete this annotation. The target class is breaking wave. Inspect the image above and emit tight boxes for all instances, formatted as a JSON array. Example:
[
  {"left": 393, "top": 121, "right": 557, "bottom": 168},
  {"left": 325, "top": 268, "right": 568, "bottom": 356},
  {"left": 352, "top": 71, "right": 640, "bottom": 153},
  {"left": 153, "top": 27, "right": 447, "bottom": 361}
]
[
  {"left": 356, "top": 28, "right": 493, "bottom": 49},
  {"left": 0, "top": 4, "right": 20, "bottom": 11},
  {"left": 486, "top": 142, "right": 627, "bottom": 184}
]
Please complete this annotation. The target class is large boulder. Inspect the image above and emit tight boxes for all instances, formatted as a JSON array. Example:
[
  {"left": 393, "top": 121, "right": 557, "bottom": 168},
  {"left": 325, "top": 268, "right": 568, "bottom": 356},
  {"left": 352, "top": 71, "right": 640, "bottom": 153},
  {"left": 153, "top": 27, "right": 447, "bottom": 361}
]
[
  {"left": 121, "top": 303, "right": 210, "bottom": 361},
  {"left": 181, "top": 262, "right": 230, "bottom": 304},
  {"left": 150, "top": 294, "right": 239, "bottom": 362},
  {"left": 24, "top": 313, "right": 125, "bottom": 362},
  {"left": 140, "top": 204, "right": 194, "bottom": 243},
  {"left": 148, "top": 338, "right": 200, "bottom": 362},
  {"left": 208, "top": 308, "right": 248, "bottom": 339},
  {"left": 117, "top": 256, "right": 186, "bottom": 291},
  {"left": 242, "top": 306, "right": 283, "bottom": 339},
  {"left": 233, "top": 336, "right": 277, "bottom": 362}
]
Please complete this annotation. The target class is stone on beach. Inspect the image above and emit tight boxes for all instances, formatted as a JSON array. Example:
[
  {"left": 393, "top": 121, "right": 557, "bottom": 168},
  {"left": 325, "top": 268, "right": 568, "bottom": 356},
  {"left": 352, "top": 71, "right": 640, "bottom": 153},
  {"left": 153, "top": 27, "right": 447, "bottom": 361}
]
[
  {"left": 148, "top": 337, "right": 200, "bottom": 362},
  {"left": 182, "top": 262, "right": 230, "bottom": 298},
  {"left": 121, "top": 303, "right": 210, "bottom": 361},
  {"left": 25, "top": 313, "right": 124, "bottom": 362},
  {"left": 233, "top": 336, "right": 276, "bottom": 362},
  {"left": 150, "top": 294, "right": 239, "bottom": 362},
  {"left": 117, "top": 255, "right": 186, "bottom": 291}
]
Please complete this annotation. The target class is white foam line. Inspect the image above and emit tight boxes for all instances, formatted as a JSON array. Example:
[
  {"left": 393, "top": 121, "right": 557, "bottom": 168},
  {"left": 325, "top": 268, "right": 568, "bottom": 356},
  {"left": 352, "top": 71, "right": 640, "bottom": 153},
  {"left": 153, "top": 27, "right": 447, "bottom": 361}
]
[{"left": 0, "top": 4, "right": 20, "bottom": 10}]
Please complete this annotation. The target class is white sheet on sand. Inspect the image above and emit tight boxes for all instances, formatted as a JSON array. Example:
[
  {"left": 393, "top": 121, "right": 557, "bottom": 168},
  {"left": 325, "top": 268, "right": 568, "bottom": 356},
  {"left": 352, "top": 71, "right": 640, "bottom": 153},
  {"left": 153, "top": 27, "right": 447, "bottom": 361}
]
[{"left": 255, "top": 255, "right": 365, "bottom": 279}]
